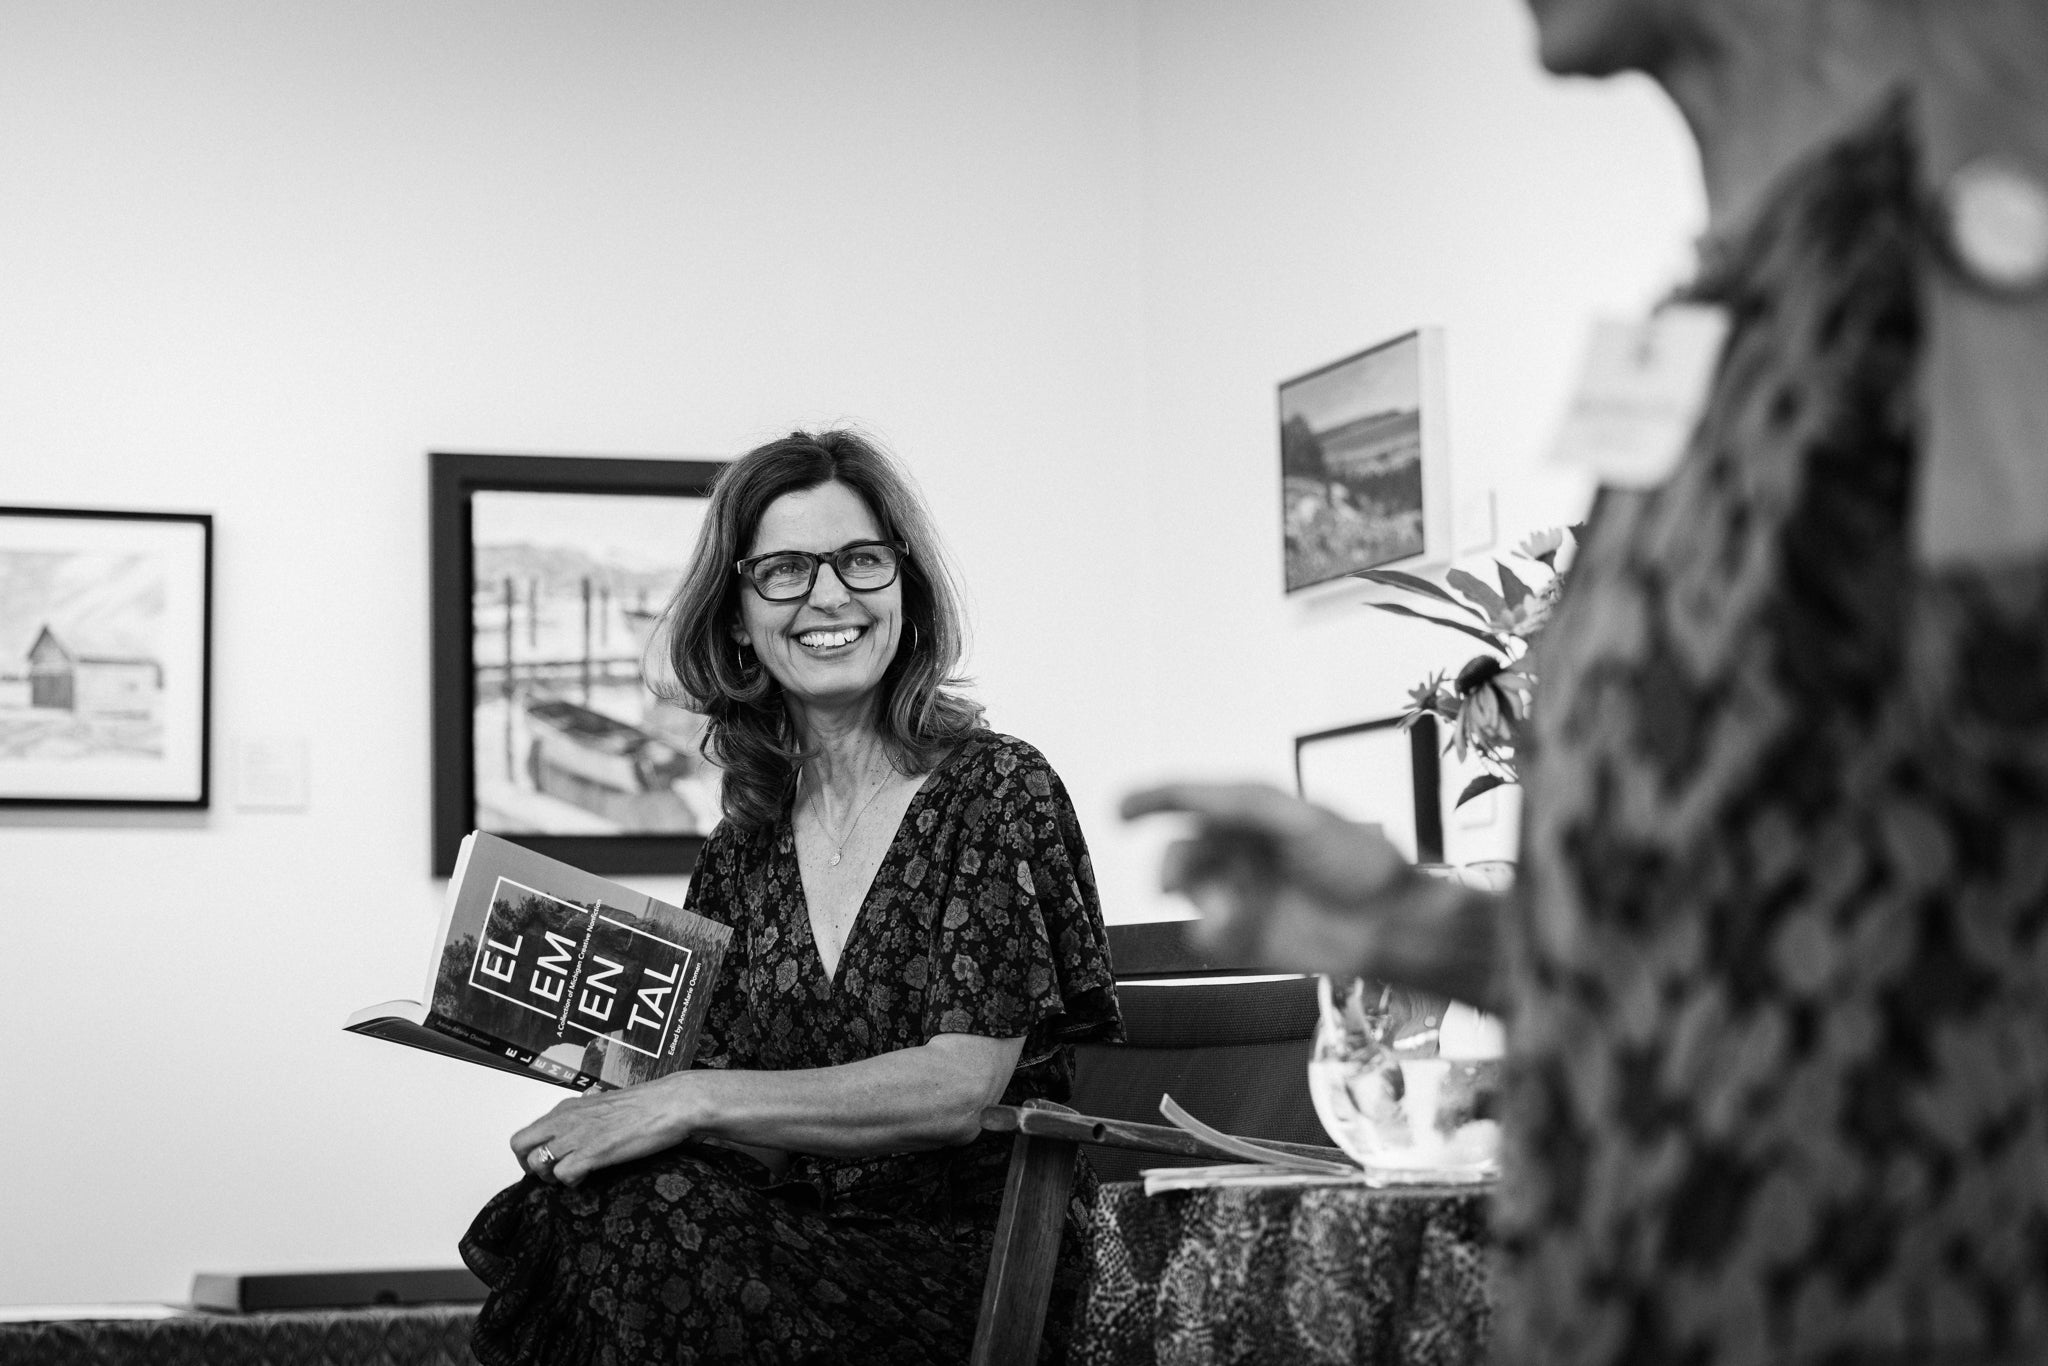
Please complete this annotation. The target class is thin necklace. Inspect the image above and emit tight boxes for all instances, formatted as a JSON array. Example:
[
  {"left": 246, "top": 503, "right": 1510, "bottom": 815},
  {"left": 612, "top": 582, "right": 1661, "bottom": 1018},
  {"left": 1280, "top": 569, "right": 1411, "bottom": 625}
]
[{"left": 806, "top": 760, "right": 892, "bottom": 867}]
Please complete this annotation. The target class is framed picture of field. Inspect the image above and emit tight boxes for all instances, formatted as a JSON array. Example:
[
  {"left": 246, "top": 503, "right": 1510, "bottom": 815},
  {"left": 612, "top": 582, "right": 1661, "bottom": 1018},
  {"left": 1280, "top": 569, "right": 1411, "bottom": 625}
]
[
  {"left": 0, "top": 506, "right": 213, "bottom": 807},
  {"left": 1279, "top": 327, "right": 1452, "bottom": 593},
  {"left": 430, "top": 453, "right": 725, "bottom": 877},
  {"left": 1294, "top": 713, "right": 1443, "bottom": 864}
]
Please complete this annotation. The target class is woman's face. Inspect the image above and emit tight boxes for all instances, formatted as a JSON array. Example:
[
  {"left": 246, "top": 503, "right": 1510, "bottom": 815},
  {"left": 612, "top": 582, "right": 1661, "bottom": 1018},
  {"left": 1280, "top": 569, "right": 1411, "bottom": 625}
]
[
  {"left": 734, "top": 480, "right": 904, "bottom": 716},
  {"left": 1522, "top": 0, "right": 1676, "bottom": 76}
]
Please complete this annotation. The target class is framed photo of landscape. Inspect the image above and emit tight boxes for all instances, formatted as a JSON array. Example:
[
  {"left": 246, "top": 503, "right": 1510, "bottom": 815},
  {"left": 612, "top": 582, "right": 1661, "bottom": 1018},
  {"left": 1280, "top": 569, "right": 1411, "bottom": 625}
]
[
  {"left": 1279, "top": 326, "right": 1452, "bottom": 593},
  {"left": 1294, "top": 713, "right": 1443, "bottom": 864},
  {"left": 430, "top": 452, "right": 725, "bottom": 877},
  {"left": 0, "top": 506, "right": 213, "bottom": 808}
]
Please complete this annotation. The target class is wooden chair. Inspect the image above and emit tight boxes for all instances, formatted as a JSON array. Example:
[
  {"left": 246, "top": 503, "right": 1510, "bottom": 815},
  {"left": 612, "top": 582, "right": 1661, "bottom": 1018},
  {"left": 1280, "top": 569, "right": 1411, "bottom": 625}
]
[{"left": 967, "top": 922, "right": 1348, "bottom": 1366}]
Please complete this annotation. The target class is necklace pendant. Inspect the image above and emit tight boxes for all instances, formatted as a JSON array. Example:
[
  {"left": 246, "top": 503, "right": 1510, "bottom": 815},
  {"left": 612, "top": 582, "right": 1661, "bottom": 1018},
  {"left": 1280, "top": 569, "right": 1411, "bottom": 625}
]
[{"left": 829, "top": 850, "right": 842, "bottom": 867}]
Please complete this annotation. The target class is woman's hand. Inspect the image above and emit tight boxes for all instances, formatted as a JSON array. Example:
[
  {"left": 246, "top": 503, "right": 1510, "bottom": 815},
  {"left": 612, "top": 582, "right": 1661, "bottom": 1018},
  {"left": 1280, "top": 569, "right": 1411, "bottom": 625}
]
[
  {"left": 1121, "top": 781, "right": 1504, "bottom": 1011},
  {"left": 511, "top": 1078, "right": 699, "bottom": 1188}
]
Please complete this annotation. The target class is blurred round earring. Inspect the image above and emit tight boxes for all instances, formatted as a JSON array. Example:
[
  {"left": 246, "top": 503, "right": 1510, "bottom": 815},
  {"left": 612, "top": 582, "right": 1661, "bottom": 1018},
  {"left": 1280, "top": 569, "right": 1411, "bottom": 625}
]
[{"left": 1937, "top": 155, "right": 2048, "bottom": 294}]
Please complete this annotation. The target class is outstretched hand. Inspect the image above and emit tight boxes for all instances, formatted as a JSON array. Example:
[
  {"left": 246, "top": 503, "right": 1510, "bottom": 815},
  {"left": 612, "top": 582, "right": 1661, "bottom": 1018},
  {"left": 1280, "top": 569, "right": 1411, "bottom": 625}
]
[
  {"left": 1122, "top": 781, "right": 1502, "bottom": 1008},
  {"left": 1121, "top": 782, "right": 1410, "bottom": 974},
  {"left": 1130, "top": 781, "right": 1410, "bottom": 897}
]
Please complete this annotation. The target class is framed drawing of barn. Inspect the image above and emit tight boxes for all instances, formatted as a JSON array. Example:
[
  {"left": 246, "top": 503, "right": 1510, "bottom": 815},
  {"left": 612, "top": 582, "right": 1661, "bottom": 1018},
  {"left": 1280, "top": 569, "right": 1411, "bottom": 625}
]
[
  {"left": 0, "top": 506, "right": 213, "bottom": 807},
  {"left": 1280, "top": 327, "right": 1452, "bottom": 593},
  {"left": 430, "top": 452, "right": 725, "bottom": 877}
]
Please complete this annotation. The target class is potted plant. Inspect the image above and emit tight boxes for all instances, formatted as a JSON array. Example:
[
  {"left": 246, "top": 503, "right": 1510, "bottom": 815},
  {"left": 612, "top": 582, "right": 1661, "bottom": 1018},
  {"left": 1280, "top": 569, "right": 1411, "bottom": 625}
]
[{"left": 1355, "top": 526, "right": 1577, "bottom": 808}]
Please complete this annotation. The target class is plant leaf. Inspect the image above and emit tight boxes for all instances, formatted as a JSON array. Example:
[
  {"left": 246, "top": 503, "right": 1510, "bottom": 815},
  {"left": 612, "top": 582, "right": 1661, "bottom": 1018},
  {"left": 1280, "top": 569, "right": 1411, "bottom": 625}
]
[
  {"left": 1495, "top": 561, "right": 1532, "bottom": 612},
  {"left": 1445, "top": 568, "right": 1511, "bottom": 623},
  {"left": 1352, "top": 568, "right": 1481, "bottom": 619},
  {"left": 1455, "top": 773, "right": 1509, "bottom": 807},
  {"left": 1365, "top": 601, "right": 1507, "bottom": 650}
]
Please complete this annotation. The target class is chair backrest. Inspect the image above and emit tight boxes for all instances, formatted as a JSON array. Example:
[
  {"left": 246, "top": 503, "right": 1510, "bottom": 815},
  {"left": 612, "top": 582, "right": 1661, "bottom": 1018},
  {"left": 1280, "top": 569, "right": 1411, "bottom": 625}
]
[{"left": 1077, "top": 922, "right": 1326, "bottom": 1182}]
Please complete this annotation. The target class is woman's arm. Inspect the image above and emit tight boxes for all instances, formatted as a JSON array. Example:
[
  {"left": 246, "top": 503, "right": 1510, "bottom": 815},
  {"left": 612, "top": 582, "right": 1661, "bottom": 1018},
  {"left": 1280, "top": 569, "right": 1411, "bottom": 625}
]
[{"left": 513, "top": 1032, "right": 1024, "bottom": 1188}]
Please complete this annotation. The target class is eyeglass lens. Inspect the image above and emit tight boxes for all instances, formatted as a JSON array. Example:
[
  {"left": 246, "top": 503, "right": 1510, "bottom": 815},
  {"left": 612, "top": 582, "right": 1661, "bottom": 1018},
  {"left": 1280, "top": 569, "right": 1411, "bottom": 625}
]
[{"left": 748, "top": 542, "right": 900, "bottom": 600}]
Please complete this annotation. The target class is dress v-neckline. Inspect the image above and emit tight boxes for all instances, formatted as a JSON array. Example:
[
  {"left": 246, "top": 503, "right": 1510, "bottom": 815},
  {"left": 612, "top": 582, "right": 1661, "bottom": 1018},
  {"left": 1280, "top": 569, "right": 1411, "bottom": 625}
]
[{"left": 784, "top": 748, "right": 957, "bottom": 989}]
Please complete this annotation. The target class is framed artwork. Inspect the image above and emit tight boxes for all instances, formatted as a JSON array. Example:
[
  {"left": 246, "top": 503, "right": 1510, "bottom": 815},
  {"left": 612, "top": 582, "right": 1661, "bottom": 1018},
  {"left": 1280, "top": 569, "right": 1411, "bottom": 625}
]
[
  {"left": 430, "top": 452, "right": 725, "bottom": 877},
  {"left": 0, "top": 506, "right": 213, "bottom": 808},
  {"left": 1293, "top": 713, "right": 1442, "bottom": 864},
  {"left": 1279, "top": 326, "right": 1452, "bottom": 593}
]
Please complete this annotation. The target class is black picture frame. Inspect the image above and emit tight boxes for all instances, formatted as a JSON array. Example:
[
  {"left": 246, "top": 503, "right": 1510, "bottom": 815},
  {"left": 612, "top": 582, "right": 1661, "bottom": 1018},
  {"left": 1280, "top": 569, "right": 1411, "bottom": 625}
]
[
  {"left": 0, "top": 505, "right": 213, "bottom": 809},
  {"left": 430, "top": 452, "right": 725, "bottom": 877},
  {"left": 1292, "top": 713, "right": 1443, "bottom": 864}
]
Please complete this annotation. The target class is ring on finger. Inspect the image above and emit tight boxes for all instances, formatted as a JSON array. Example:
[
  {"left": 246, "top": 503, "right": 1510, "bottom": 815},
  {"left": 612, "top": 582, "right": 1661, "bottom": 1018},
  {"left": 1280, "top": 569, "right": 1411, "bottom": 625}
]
[{"left": 531, "top": 1143, "right": 558, "bottom": 1172}]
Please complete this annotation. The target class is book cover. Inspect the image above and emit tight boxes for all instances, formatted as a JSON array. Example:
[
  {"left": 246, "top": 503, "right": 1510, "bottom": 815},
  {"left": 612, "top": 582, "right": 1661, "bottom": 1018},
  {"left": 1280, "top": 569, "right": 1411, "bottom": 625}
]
[
  {"left": 346, "top": 831, "right": 732, "bottom": 1091},
  {"left": 189, "top": 1268, "right": 487, "bottom": 1313}
]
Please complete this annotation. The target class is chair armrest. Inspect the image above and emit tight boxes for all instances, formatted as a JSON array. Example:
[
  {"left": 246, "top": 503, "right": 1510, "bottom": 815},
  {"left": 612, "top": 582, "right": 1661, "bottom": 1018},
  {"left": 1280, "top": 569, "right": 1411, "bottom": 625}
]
[{"left": 979, "top": 1100, "right": 1347, "bottom": 1168}]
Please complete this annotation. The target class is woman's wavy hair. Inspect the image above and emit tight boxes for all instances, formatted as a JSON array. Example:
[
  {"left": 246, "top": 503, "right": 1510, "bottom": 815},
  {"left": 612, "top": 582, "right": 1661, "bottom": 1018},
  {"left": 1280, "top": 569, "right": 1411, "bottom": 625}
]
[{"left": 651, "top": 429, "right": 984, "bottom": 831}]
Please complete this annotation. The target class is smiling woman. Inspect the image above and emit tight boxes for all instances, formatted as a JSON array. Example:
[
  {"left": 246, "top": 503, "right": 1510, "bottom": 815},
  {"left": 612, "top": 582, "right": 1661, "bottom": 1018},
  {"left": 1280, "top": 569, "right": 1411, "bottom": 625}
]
[
  {"left": 734, "top": 486, "right": 907, "bottom": 722},
  {"left": 660, "top": 430, "right": 984, "bottom": 830},
  {"left": 458, "top": 430, "right": 1123, "bottom": 1366}
]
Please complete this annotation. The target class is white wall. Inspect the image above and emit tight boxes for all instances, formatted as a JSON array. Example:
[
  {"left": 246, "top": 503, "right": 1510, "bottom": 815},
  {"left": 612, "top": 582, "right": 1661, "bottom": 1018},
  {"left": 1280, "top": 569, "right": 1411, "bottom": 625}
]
[
  {"left": 0, "top": 0, "right": 1150, "bottom": 1305},
  {"left": 0, "top": 0, "right": 1698, "bottom": 1305},
  {"left": 1116, "top": 0, "right": 1699, "bottom": 865}
]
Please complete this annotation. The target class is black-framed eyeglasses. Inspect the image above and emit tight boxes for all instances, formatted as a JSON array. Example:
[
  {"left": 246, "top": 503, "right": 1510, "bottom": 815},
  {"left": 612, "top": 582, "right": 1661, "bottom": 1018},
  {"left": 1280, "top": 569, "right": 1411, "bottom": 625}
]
[{"left": 734, "top": 539, "right": 908, "bottom": 602}]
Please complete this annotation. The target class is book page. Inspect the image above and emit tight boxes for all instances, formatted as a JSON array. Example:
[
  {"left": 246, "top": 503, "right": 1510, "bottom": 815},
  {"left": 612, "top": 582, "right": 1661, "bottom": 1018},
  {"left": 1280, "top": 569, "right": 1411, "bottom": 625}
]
[
  {"left": 1158, "top": 1094, "right": 1356, "bottom": 1175},
  {"left": 1140, "top": 1164, "right": 1377, "bottom": 1195},
  {"left": 421, "top": 832, "right": 478, "bottom": 1005}
]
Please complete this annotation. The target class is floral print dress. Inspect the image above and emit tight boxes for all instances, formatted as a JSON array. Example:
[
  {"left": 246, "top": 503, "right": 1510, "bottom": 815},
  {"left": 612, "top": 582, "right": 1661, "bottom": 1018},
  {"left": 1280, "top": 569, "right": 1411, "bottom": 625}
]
[
  {"left": 462, "top": 731, "right": 1122, "bottom": 1365},
  {"left": 1497, "top": 97, "right": 2048, "bottom": 1364}
]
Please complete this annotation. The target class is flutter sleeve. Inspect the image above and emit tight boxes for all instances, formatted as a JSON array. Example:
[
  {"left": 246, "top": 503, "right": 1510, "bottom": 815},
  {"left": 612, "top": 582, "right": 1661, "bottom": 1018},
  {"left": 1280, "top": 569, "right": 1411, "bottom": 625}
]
[{"left": 919, "top": 735, "right": 1123, "bottom": 1068}]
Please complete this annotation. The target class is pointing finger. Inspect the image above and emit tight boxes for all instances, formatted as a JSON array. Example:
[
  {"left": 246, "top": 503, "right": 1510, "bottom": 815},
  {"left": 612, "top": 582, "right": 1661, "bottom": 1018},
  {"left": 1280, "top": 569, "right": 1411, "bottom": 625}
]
[{"left": 1121, "top": 782, "right": 1304, "bottom": 826}]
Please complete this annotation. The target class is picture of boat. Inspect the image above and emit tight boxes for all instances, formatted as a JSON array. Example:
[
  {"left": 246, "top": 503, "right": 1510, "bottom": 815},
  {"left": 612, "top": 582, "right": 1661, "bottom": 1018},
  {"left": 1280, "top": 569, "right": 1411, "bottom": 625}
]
[
  {"left": 468, "top": 488, "right": 720, "bottom": 839},
  {"left": 522, "top": 696, "right": 700, "bottom": 829}
]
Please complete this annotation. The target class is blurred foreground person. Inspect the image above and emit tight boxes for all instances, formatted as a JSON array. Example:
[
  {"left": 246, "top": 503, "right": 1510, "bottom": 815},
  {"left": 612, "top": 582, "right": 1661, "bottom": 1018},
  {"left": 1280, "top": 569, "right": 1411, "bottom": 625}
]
[{"left": 1129, "top": 2, "right": 2048, "bottom": 1361}]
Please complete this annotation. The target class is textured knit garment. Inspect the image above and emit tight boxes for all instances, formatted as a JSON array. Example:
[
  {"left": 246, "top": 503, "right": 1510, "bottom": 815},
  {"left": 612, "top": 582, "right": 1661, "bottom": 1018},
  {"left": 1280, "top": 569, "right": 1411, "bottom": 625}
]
[
  {"left": 462, "top": 731, "right": 1123, "bottom": 1365},
  {"left": 1497, "top": 98, "right": 2048, "bottom": 1365}
]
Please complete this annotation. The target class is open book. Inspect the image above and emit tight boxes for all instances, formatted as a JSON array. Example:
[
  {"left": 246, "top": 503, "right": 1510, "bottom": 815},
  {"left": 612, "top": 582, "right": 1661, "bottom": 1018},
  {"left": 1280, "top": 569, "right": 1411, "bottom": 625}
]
[
  {"left": 1140, "top": 1095, "right": 1372, "bottom": 1194},
  {"left": 345, "top": 831, "right": 731, "bottom": 1091}
]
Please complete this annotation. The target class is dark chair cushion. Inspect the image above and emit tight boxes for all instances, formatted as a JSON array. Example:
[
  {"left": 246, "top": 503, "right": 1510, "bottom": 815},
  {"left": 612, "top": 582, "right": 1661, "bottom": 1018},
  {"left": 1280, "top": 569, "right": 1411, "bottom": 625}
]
[
  {"left": 1112, "top": 976, "right": 1319, "bottom": 1047},
  {"left": 1073, "top": 975, "right": 1326, "bottom": 1182}
]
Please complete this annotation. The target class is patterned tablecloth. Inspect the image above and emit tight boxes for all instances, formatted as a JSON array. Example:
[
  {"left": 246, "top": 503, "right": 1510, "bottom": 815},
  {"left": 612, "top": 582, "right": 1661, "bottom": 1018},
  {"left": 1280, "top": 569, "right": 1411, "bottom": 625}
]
[
  {"left": 1, "top": 1186, "right": 1486, "bottom": 1366},
  {"left": 1074, "top": 1180, "right": 1492, "bottom": 1366},
  {"left": 0, "top": 1304, "right": 480, "bottom": 1366}
]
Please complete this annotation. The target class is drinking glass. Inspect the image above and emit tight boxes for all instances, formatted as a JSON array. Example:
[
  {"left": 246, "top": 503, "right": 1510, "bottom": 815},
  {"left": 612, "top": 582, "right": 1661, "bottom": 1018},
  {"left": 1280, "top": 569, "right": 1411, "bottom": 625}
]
[
  {"left": 1304, "top": 860, "right": 1508, "bottom": 1184},
  {"left": 1460, "top": 859, "right": 1517, "bottom": 893}
]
